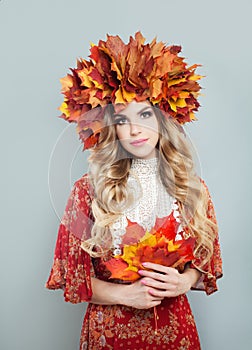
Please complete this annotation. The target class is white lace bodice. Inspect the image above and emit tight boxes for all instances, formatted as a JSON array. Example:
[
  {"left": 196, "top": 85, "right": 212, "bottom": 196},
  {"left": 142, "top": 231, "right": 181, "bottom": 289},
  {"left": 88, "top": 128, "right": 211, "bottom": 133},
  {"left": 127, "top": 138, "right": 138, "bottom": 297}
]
[{"left": 111, "top": 158, "right": 181, "bottom": 255}]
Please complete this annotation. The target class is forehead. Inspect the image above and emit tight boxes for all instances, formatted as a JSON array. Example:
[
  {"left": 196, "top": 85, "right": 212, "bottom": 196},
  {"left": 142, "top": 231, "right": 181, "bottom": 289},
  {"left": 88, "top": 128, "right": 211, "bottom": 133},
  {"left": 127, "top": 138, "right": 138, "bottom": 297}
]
[{"left": 113, "top": 101, "right": 151, "bottom": 116}]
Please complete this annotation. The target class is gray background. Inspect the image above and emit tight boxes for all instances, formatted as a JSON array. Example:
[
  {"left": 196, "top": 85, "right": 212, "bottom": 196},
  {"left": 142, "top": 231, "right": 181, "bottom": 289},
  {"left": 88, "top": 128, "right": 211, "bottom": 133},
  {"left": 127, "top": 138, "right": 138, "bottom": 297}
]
[{"left": 1, "top": 0, "right": 252, "bottom": 349}]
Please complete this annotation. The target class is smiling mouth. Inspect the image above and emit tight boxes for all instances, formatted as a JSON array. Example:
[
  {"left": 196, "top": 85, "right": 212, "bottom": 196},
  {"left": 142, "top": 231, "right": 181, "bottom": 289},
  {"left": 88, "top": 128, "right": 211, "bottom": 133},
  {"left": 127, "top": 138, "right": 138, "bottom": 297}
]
[{"left": 130, "top": 138, "right": 149, "bottom": 146}]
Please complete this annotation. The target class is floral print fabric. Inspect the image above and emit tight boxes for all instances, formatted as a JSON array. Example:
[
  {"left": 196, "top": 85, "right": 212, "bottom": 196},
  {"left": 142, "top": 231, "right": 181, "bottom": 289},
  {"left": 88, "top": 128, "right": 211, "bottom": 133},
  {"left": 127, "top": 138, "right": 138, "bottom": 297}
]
[{"left": 80, "top": 296, "right": 201, "bottom": 350}]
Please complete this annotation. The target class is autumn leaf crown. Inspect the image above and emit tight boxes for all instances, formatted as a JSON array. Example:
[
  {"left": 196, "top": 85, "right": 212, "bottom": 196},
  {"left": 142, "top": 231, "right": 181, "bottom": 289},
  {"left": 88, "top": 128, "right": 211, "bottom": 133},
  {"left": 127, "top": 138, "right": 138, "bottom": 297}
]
[{"left": 59, "top": 31, "right": 203, "bottom": 149}]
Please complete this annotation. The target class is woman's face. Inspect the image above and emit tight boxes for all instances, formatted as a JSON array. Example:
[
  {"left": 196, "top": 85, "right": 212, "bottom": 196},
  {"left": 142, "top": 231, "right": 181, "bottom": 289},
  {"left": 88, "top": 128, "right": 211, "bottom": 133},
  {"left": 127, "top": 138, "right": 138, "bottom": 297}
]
[{"left": 113, "top": 101, "right": 159, "bottom": 159}]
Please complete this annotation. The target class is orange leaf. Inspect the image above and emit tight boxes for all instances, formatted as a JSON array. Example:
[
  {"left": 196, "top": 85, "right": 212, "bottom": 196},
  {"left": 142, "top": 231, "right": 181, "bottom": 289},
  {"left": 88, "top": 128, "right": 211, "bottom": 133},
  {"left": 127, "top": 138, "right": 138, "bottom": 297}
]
[
  {"left": 60, "top": 74, "right": 73, "bottom": 93},
  {"left": 104, "top": 258, "right": 140, "bottom": 281}
]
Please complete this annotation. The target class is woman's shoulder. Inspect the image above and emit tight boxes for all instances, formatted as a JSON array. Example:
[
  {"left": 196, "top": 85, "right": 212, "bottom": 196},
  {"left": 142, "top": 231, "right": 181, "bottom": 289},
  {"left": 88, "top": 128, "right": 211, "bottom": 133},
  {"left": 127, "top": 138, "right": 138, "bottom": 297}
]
[
  {"left": 73, "top": 173, "right": 94, "bottom": 199},
  {"left": 199, "top": 177, "right": 216, "bottom": 202},
  {"left": 74, "top": 173, "right": 89, "bottom": 188},
  {"left": 197, "top": 176, "right": 211, "bottom": 194}
]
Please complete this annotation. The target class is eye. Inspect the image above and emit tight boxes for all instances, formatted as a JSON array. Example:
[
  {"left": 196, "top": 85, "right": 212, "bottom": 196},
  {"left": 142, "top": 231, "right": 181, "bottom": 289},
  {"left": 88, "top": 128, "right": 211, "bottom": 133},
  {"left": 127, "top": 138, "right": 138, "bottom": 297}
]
[
  {"left": 140, "top": 110, "right": 153, "bottom": 119},
  {"left": 114, "top": 117, "right": 128, "bottom": 125}
]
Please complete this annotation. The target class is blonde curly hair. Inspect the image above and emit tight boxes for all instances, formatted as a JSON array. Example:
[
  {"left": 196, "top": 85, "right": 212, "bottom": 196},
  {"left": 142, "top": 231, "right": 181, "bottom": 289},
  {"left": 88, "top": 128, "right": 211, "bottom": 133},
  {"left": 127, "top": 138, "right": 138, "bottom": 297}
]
[{"left": 81, "top": 105, "right": 217, "bottom": 269}]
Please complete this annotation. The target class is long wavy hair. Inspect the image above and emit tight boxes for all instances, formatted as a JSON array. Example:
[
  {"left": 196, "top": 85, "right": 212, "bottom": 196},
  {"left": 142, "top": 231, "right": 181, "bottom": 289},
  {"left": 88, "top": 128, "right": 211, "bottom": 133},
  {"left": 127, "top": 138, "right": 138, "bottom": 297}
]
[{"left": 81, "top": 104, "right": 217, "bottom": 270}]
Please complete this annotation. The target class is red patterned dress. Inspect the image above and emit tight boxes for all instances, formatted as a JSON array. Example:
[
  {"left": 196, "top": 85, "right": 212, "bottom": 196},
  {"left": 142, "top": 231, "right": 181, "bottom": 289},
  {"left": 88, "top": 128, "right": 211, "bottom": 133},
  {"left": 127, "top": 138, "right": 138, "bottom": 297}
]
[{"left": 46, "top": 159, "right": 222, "bottom": 350}]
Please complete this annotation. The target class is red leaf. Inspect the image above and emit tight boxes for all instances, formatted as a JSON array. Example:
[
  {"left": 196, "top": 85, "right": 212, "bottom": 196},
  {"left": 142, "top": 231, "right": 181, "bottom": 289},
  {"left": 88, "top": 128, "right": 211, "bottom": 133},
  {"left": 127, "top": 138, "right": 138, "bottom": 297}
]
[
  {"left": 152, "top": 212, "right": 179, "bottom": 240},
  {"left": 122, "top": 219, "right": 146, "bottom": 245}
]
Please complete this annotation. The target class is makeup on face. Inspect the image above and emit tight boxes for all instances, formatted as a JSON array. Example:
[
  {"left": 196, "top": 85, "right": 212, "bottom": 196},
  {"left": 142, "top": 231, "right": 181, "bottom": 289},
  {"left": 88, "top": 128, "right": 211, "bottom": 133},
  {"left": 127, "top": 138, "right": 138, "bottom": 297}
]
[{"left": 113, "top": 101, "right": 159, "bottom": 160}]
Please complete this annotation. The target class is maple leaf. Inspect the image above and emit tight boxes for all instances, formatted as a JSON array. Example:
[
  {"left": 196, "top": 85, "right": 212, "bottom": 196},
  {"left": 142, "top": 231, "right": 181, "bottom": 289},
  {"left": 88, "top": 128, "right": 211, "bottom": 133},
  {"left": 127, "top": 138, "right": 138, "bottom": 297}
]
[
  {"left": 151, "top": 79, "right": 163, "bottom": 99},
  {"left": 122, "top": 219, "right": 146, "bottom": 245},
  {"left": 60, "top": 74, "right": 73, "bottom": 93},
  {"left": 152, "top": 212, "right": 179, "bottom": 240},
  {"left": 59, "top": 101, "right": 70, "bottom": 118},
  {"left": 105, "top": 34, "right": 127, "bottom": 67},
  {"left": 104, "top": 258, "right": 140, "bottom": 281}
]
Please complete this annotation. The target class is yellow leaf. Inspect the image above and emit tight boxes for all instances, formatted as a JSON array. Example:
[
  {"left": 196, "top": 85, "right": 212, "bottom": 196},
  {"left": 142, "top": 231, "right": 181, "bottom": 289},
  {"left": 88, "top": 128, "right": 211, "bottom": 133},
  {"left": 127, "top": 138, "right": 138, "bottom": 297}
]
[
  {"left": 93, "top": 81, "right": 104, "bottom": 89},
  {"left": 78, "top": 70, "right": 93, "bottom": 88},
  {"left": 171, "top": 95, "right": 178, "bottom": 102},
  {"left": 140, "top": 231, "right": 157, "bottom": 247},
  {"left": 126, "top": 265, "right": 138, "bottom": 272},
  {"left": 176, "top": 98, "right": 187, "bottom": 108},
  {"left": 167, "top": 240, "right": 181, "bottom": 252},
  {"left": 189, "top": 112, "right": 197, "bottom": 121},
  {"left": 168, "top": 77, "right": 186, "bottom": 88},
  {"left": 122, "top": 87, "right": 136, "bottom": 102},
  {"left": 179, "top": 91, "right": 189, "bottom": 99},
  {"left": 115, "top": 87, "right": 125, "bottom": 103},
  {"left": 189, "top": 74, "right": 203, "bottom": 81},
  {"left": 121, "top": 244, "right": 137, "bottom": 266},
  {"left": 59, "top": 101, "right": 70, "bottom": 117},
  {"left": 169, "top": 99, "right": 177, "bottom": 112}
]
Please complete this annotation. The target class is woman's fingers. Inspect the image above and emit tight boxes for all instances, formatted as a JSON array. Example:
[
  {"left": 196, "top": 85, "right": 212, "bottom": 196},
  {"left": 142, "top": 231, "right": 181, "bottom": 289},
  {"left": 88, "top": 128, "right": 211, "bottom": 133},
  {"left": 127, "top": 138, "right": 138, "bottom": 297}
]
[
  {"left": 138, "top": 263, "right": 188, "bottom": 298},
  {"left": 148, "top": 288, "right": 174, "bottom": 298},
  {"left": 142, "top": 262, "right": 176, "bottom": 274},
  {"left": 139, "top": 269, "right": 167, "bottom": 282},
  {"left": 141, "top": 277, "right": 178, "bottom": 293},
  {"left": 141, "top": 277, "right": 167, "bottom": 290},
  {"left": 137, "top": 263, "right": 197, "bottom": 298},
  {"left": 139, "top": 264, "right": 180, "bottom": 284}
]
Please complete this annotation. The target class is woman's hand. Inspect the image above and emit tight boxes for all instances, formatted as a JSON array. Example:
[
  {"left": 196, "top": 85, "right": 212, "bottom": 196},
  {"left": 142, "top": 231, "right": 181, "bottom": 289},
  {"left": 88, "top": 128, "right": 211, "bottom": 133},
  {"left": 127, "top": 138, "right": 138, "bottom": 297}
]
[
  {"left": 137, "top": 262, "right": 201, "bottom": 298},
  {"left": 90, "top": 277, "right": 163, "bottom": 309},
  {"left": 123, "top": 278, "right": 164, "bottom": 309}
]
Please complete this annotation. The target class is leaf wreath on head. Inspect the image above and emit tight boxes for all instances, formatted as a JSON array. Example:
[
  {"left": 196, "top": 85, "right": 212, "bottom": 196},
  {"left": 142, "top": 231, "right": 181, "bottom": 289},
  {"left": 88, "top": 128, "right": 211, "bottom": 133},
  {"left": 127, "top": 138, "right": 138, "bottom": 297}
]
[{"left": 58, "top": 31, "right": 203, "bottom": 149}]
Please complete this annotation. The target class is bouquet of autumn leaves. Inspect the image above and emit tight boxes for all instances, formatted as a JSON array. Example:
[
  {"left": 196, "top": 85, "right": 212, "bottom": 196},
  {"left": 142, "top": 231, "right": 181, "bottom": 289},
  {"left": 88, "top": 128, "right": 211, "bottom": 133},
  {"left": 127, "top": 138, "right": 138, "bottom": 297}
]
[{"left": 105, "top": 212, "right": 196, "bottom": 282}]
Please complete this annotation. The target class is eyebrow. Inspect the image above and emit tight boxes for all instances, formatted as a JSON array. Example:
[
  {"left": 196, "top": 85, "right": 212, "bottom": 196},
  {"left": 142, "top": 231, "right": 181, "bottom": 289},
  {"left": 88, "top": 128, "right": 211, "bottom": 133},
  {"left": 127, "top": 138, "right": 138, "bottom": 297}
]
[{"left": 113, "top": 106, "right": 152, "bottom": 118}]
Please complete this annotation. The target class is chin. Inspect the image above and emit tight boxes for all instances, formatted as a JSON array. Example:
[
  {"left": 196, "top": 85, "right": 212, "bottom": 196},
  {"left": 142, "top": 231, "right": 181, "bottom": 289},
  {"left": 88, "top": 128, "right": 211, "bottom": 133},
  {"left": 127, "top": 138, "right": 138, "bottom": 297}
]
[{"left": 128, "top": 149, "right": 157, "bottom": 160}]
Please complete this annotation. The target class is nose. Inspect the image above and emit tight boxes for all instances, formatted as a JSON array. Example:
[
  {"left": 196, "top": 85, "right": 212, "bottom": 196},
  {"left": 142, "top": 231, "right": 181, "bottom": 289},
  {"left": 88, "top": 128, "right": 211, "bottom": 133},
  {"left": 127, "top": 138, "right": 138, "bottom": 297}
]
[{"left": 130, "top": 122, "right": 141, "bottom": 136}]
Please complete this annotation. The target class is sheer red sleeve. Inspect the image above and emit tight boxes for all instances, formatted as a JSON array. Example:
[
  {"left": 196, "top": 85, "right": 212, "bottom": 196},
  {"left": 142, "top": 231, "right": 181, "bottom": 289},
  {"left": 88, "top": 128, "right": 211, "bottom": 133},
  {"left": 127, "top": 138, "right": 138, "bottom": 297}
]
[
  {"left": 190, "top": 180, "right": 223, "bottom": 295},
  {"left": 45, "top": 174, "right": 94, "bottom": 303}
]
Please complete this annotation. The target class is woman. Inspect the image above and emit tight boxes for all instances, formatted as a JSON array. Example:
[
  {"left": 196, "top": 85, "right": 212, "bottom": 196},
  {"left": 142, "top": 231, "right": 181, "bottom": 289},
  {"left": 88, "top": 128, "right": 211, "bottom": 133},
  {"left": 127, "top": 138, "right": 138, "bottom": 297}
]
[{"left": 46, "top": 32, "right": 222, "bottom": 349}]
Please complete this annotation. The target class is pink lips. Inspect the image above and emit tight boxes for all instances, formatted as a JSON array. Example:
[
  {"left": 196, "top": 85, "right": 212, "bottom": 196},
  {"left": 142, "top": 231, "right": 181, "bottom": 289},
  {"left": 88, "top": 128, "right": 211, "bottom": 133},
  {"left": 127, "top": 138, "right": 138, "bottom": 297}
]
[{"left": 130, "top": 138, "right": 149, "bottom": 146}]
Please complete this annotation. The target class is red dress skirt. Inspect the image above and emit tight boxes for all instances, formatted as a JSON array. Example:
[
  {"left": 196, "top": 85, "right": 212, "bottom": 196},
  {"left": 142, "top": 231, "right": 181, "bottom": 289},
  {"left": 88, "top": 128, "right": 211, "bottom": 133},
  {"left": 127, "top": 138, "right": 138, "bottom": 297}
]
[{"left": 80, "top": 289, "right": 201, "bottom": 350}]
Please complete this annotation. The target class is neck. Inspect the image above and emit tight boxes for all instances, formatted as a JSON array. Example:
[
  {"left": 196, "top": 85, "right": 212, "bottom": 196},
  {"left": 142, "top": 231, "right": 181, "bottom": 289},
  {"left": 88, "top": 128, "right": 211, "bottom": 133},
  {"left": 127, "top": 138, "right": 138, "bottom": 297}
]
[{"left": 130, "top": 157, "right": 158, "bottom": 177}]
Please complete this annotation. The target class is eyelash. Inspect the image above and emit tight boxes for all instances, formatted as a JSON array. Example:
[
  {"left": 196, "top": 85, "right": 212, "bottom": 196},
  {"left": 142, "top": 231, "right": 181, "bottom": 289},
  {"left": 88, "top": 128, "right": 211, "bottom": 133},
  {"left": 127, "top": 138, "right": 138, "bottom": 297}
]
[
  {"left": 140, "top": 111, "right": 152, "bottom": 119},
  {"left": 114, "top": 117, "right": 127, "bottom": 125},
  {"left": 114, "top": 110, "right": 153, "bottom": 125}
]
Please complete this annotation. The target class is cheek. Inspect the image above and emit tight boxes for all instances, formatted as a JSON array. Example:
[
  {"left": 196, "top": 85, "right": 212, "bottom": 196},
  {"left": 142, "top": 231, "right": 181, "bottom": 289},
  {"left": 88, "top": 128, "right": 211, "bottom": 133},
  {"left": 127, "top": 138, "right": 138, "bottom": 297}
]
[
  {"left": 115, "top": 125, "right": 130, "bottom": 140},
  {"left": 143, "top": 115, "right": 158, "bottom": 130},
  {"left": 150, "top": 130, "right": 159, "bottom": 145},
  {"left": 115, "top": 126, "right": 123, "bottom": 140},
  {"left": 145, "top": 119, "right": 159, "bottom": 141}
]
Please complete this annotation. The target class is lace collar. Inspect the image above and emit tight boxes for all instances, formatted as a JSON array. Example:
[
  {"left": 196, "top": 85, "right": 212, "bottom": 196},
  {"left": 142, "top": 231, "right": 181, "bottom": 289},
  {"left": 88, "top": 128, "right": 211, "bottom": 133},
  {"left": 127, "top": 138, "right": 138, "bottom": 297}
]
[{"left": 130, "top": 157, "right": 158, "bottom": 177}]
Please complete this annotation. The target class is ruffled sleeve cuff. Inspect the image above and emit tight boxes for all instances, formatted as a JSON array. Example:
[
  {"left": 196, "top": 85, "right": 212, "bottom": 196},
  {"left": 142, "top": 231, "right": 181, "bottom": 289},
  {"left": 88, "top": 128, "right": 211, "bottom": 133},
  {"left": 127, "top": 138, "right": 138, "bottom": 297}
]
[
  {"left": 46, "top": 175, "right": 94, "bottom": 303},
  {"left": 189, "top": 180, "right": 223, "bottom": 296},
  {"left": 190, "top": 256, "right": 223, "bottom": 295},
  {"left": 46, "top": 225, "right": 94, "bottom": 303}
]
